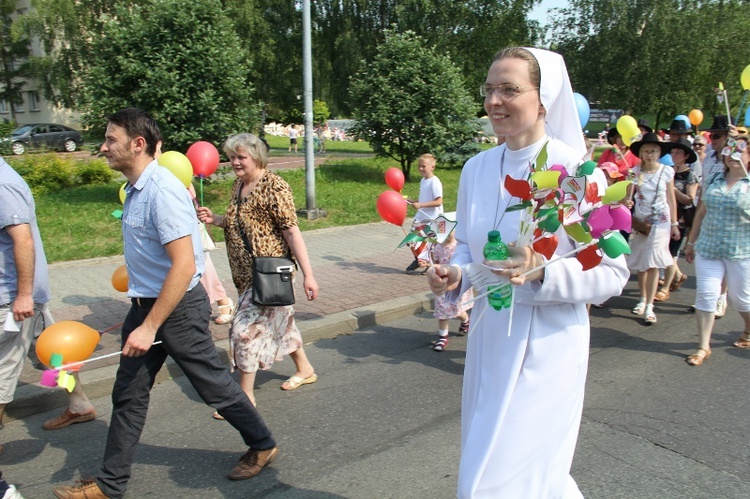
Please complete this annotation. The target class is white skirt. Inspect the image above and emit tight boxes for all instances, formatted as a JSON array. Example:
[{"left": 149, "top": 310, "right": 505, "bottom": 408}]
[{"left": 627, "top": 223, "right": 673, "bottom": 271}]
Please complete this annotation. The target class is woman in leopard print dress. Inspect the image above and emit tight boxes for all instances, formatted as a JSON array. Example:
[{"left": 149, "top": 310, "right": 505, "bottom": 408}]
[{"left": 198, "top": 133, "right": 319, "bottom": 408}]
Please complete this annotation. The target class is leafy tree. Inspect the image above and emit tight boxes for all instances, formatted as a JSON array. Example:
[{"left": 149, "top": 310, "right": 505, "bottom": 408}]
[
  {"left": 80, "top": 0, "right": 258, "bottom": 151},
  {"left": 20, "top": 0, "right": 136, "bottom": 109},
  {"left": 313, "top": 0, "right": 540, "bottom": 117},
  {"left": 222, "top": 0, "right": 301, "bottom": 123},
  {"left": 549, "top": 0, "right": 750, "bottom": 129},
  {"left": 313, "top": 99, "right": 330, "bottom": 125},
  {"left": 0, "top": 0, "right": 32, "bottom": 123},
  {"left": 349, "top": 31, "right": 479, "bottom": 180}
]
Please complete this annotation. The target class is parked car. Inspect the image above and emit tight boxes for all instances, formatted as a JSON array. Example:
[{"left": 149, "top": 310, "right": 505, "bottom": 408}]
[{"left": 3, "top": 123, "right": 84, "bottom": 155}]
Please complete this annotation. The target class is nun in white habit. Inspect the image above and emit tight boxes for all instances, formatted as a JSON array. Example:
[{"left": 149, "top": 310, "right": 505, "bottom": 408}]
[{"left": 427, "top": 48, "right": 629, "bottom": 498}]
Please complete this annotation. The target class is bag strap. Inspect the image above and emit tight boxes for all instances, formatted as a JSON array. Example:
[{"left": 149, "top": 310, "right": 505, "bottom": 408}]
[{"left": 235, "top": 182, "right": 254, "bottom": 257}]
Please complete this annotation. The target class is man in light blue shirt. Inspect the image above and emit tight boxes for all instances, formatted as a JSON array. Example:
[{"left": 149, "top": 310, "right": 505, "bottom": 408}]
[
  {"left": 0, "top": 157, "right": 95, "bottom": 436},
  {"left": 53, "top": 109, "right": 277, "bottom": 499}
]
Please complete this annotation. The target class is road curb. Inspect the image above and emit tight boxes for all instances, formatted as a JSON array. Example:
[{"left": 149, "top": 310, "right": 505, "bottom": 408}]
[{"left": 6, "top": 292, "right": 434, "bottom": 423}]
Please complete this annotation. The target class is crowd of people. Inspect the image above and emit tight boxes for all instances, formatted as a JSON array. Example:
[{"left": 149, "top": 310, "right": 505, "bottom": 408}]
[{"left": 592, "top": 115, "right": 750, "bottom": 368}]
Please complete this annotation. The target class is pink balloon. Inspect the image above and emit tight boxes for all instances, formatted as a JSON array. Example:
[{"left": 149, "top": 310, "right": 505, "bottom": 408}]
[
  {"left": 186, "top": 141, "right": 220, "bottom": 178},
  {"left": 608, "top": 204, "right": 632, "bottom": 233},
  {"left": 384, "top": 167, "right": 405, "bottom": 192},
  {"left": 376, "top": 190, "right": 407, "bottom": 226}
]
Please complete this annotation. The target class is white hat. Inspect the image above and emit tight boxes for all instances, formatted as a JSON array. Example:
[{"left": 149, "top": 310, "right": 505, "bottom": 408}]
[{"left": 524, "top": 48, "right": 587, "bottom": 159}]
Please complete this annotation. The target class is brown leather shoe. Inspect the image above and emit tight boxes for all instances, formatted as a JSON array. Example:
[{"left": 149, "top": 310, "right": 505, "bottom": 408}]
[
  {"left": 53, "top": 480, "right": 109, "bottom": 498},
  {"left": 43, "top": 409, "right": 96, "bottom": 431},
  {"left": 227, "top": 446, "right": 279, "bottom": 480}
]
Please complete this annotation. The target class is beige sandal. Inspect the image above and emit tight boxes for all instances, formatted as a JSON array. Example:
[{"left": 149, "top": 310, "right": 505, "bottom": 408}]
[
  {"left": 686, "top": 348, "right": 711, "bottom": 366},
  {"left": 733, "top": 331, "right": 750, "bottom": 349},
  {"left": 215, "top": 298, "right": 235, "bottom": 325}
]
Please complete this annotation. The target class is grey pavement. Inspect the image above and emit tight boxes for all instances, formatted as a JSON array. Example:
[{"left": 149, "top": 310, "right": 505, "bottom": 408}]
[{"left": 7, "top": 221, "right": 432, "bottom": 423}]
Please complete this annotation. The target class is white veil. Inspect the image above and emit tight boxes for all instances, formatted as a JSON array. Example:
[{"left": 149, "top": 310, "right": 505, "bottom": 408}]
[{"left": 524, "top": 48, "right": 586, "bottom": 158}]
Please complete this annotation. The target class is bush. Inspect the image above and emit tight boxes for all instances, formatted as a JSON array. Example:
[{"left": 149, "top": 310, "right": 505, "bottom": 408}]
[
  {"left": 75, "top": 159, "right": 115, "bottom": 184},
  {"left": 9, "top": 154, "right": 76, "bottom": 194},
  {"left": 6, "top": 154, "right": 113, "bottom": 195}
]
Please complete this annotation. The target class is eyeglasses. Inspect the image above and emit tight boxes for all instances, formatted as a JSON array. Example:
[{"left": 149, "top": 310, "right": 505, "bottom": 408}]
[
  {"left": 710, "top": 133, "right": 727, "bottom": 140},
  {"left": 692, "top": 143, "right": 705, "bottom": 148},
  {"left": 480, "top": 83, "right": 537, "bottom": 100}
]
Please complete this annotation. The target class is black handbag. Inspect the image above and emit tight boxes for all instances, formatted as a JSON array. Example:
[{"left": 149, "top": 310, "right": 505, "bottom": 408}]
[
  {"left": 235, "top": 183, "right": 296, "bottom": 306},
  {"left": 251, "top": 257, "right": 296, "bottom": 306}
]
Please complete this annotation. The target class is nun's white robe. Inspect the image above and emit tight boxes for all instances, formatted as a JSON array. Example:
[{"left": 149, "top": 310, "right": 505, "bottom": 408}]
[{"left": 448, "top": 137, "right": 629, "bottom": 498}]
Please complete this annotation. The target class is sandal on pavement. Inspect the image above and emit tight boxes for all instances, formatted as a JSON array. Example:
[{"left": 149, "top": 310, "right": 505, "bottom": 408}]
[
  {"left": 281, "top": 373, "right": 318, "bottom": 391},
  {"left": 733, "top": 331, "right": 750, "bottom": 349},
  {"left": 670, "top": 273, "right": 688, "bottom": 291},
  {"left": 644, "top": 311, "right": 657, "bottom": 325},
  {"left": 686, "top": 348, "right": 711, "bottom": 366},
  {"left": 433, "top": 336, "right": 449, "bottom": 351},
  {"left": 654, "top": 290, "right": 670, "bottom": 302},
  {"left": 458, "top": 320, "right": 470, "bottom": 336},
  {"left": 215, "top": 298, "right": 235, "bottom": 325},
  {"left": 632, "top": 302, "right": 646, "bottom": 315}
]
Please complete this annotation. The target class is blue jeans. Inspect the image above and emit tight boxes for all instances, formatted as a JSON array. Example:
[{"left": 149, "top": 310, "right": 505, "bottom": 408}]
[{"left": 96, "top": 283, "right": 275, "bottom": 498}]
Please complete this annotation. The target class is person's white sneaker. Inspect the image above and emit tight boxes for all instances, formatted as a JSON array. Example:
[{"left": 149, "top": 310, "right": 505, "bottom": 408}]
[
  {"left": 3, "top": 484, "right": 25, "bottom": 499},
  {"left": 715, "top": 295, "right": 727, "bottom": 318}
]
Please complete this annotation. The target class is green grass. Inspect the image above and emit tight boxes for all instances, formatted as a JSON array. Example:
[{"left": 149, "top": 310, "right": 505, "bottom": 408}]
[
  {"left": 36, "top": 156, "right": 462, "bottom": 262},
  {"left": 263, "top": 133, "right": 374, "bottom": 154}
]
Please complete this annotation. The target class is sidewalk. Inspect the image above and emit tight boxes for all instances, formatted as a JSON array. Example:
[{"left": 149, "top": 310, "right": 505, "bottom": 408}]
[{"left": 8, "top": 222, "right": 433, "bottom": 422}]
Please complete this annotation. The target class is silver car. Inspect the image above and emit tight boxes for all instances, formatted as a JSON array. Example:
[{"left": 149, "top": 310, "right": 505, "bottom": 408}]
[{"left": 5, "top": 123, "right": 84, "bottom": 155}]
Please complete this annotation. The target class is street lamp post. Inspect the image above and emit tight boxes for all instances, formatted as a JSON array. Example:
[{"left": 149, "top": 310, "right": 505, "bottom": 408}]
[{"left": 298, "top": 0, "right": 326, "bottom": 220}]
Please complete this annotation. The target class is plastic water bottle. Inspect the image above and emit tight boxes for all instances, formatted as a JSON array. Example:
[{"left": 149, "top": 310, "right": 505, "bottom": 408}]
[{"left": 483, "top": 231, "right": 513, "bottom": 310}]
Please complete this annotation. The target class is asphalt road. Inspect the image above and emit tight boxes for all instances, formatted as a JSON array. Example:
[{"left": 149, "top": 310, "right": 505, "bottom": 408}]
[{"left": 2, "top": 277, "right": 750, "bottom": 498}]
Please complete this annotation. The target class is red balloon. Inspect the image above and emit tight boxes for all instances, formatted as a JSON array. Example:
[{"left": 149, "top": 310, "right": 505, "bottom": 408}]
[
  {"left": 376, "top": 190, "right": 407, "bottom": 226},
  {"left": 186, "top": 141, "right": 220, "bottom": 178},
  {"left": 384, "top": 167, "right": 405, "bottom": 192}
]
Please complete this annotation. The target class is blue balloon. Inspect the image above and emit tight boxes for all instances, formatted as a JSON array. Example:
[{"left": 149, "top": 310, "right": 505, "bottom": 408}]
[
  {"left": 660, "top": 154, "right": 674, "bottom": 166},
  {"left": 573, "top": 93, "right": 590, "bottom": 128},
  {"left": 745, "top": 105, "right": 750, "bottom": 127},
  {"left": 674, "top": 114, "right": 690, "bottom": 129}
]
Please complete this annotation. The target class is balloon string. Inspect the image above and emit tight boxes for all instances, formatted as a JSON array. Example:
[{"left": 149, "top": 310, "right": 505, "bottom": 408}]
[
  {"left": 200, "top": 177, "right": 204, "bottom": 207},
  {"left": 736, "top": 90, "right": 749, "bottom": 125},
  {"left": 56, "top": 341, "right": 163, "bottom": 371},
  {"left": 98, "top": 322, "right": 124, "bottom": 335}
]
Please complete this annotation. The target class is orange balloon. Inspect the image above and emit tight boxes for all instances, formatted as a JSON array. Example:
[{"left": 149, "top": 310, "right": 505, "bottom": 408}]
[
  {"left": 689, "top": 109, "right": 703, "bottom": 126},
  {"left": 112, "top": 265, "right": 128, "bottom": 292},
  {"left": 35, "top": 321, "right": 100, "bottom": 368}
]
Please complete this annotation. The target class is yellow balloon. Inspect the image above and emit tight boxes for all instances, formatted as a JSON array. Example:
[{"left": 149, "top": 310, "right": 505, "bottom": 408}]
[
  {"left": 622, "top": 132, "right": 641, "bottom": 147},
  {"left": 616, "top": 115, "right": 639, "bottom": 139},
  {"left": 118, "top": 182, "right": 127, "bottom": 204},
  {"left": 741, "top": 64, "right": 750, "bottom": 91},
  {"left": 158, "top": 151, "right": 193, "bottom": 188}
]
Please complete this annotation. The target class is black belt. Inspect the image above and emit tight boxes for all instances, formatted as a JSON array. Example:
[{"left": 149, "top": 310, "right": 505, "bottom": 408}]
[{"left": 132, "top": 297, "right": 158, "bottom": 307}]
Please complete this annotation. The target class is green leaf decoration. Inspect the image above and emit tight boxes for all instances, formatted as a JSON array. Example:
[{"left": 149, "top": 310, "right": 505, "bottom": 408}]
[
  {"left": 576, "top": 160, "right": 597, "bottom": 177},
  {"left": 535, "top": 142, "right": 549, "bottom": 171},
  {"left": 506, "top": 201, "right": 533, "bottom": 212},
  {"left": 598, "top": 231, "right": 631, "bottom": 258}
]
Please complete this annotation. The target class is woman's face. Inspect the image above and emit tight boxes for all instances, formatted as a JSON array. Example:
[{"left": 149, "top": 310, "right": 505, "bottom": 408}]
[
  {"left": 228, "top": 148, "right": 259, "bottom": 179},
  {"left": 484, "top": 57, "right": 544, "bottom": 149},
  {"left": 639, "top": 143, "right": 662, "bottom": 164},
  {"left": 670, "top": 148, "right": 687, "bottom": 165}
]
